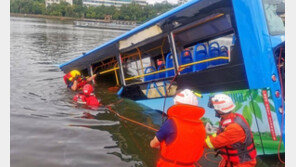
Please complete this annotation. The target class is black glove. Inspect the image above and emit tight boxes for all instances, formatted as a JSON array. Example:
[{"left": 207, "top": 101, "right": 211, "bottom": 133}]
[
  {"left": 208, "top": 96, "right": 214, "bottom": 108},
  {"left": 80, "top": 75, "right": 86, "bottom": 80},
  {"left": 74, "top": 75, "right": 80, "bottom": 81}
]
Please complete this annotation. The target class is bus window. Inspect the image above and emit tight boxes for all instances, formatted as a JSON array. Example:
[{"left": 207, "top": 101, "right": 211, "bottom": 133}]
[{"left": 262, "top": 0, "right": 285, "bottom": 35}]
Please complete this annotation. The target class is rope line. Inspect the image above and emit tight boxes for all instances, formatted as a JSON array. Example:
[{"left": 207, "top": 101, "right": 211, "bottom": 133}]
[
  {"left": 277, "top": 47, "right": 285, "bottom": 164},
  {"left": 162, "top": 66, "right": 184, "bottom": 124},
  {"left": 106, "top": 105, "right": 158, "bottom": 132},
  {"left": 204, "top": 151, "right": 222, "bottom": 164}
]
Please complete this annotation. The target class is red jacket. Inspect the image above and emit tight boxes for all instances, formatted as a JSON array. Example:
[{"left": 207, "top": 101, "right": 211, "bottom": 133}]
[
  {"left": 205, "top": 113, "right": 257, "bottom": 167},
  {"left": 73, "top": 93, "right": 100, "bottom": 107},
  {"left": 64, "top": 73, "right": 88, "bottom": 90}
]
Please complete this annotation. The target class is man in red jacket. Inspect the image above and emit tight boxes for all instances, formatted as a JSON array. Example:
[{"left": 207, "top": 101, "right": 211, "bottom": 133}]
[
  {"left": 73, "top": 84, "right": 101, "bottom": 108},
  {"left": 64, "top": 70, "right": 97, "bottom": 91},
  {"left": 150, "top": 89, "right": 206, "bottom": 167},
  {"left": 205, "top": 94, "right": 257, "bottom": 167}
]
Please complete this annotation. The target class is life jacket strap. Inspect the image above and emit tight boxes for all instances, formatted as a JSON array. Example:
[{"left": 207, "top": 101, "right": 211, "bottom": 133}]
[
  {"left": 218, "top": 144, "right": 256, "bottom": 156},
  {"left": 160, "top": 155, "right": 196, "bottom": 166}
]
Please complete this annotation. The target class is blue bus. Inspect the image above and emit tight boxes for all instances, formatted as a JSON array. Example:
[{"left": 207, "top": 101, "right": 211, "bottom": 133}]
[{"left": 60, "top": 0, "right": 285, "bottom": 155}]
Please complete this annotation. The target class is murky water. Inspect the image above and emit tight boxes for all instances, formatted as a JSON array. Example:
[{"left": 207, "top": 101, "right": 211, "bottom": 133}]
[{"left": 10, "top": 17, "right": 284, "bottom": 167}]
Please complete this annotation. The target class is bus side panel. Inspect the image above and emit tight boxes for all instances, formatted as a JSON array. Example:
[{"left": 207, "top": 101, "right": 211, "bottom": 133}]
[
  {"left": 136, "top": 88, "right": 283, "bottom": 155},
  {"left": 231, "top": 0, "right": 284, "bottom": 144}
]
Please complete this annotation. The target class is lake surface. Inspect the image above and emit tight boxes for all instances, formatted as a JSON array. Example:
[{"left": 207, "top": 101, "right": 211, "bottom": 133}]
[{"left": 10, "top": 16, "right": 284, "bottom": 167}]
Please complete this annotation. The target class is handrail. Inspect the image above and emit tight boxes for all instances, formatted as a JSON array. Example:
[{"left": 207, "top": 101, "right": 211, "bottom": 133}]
[
  {"left": 99, "top": 67, "right": 119, "bottom": 74},
  {"left": 124, "top": 56, "right": 229, "bottom": 81},
  {"left": 180, "top": 56, "right": 228, "bottom": 68},
  {"left": 125, "top": 67, "right": 175, "bottom": 81},
  {"left": 114, "top": 63, "right": 119, "bottom": 85},
  {"left": 136, "top": 48, "right": 144, "bottom": 74}
]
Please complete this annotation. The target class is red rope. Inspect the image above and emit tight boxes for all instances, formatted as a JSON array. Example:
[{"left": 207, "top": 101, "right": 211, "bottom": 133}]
[
  {"left": 204, "top": 151, "right": 222, "bottom": 164},
  {"left": 106, "top": 105, "right": 158, "bottom": 132},
  {"left": 162, "top": 67, "right": 184, "bottom": 124},
  {"left": 277, "top": 47, "right": 285, "bottom": 164}
]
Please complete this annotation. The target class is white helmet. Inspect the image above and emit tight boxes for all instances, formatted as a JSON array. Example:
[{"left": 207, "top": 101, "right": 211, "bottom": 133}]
[
  {"left": 210, "top": 94, "right": 235, "bottom": 113},
  {"left": 174, "top": 89, "right": 198, "bottom": 106}
]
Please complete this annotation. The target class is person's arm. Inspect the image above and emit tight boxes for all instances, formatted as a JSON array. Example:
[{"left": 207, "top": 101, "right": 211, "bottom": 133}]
[
  {"left": 205, "top": 123, "right": 245, "bottom": 149},
  {"left": 70, "top": 80, "right": 78, "bottom": 91},
  {"left": 150, "top": 119, "right": 176, "bottom": 149},
  {"left": 150, "top": 136, "right": 160, "bottom": 149},
  {"left": 86, "top": 74, "right": 97, "bottom": 82}
]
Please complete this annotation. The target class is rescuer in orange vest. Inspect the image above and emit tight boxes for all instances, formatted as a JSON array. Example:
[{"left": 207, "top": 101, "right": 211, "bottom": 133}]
[
  {"left": 150, "top": 89, "right": 206, "bottom": 167},
  {"left": 63, "top": 70, "right": 97, "bottom": 91},
  {"left": 205, "top": 94, "right": 257, "bottom": 167}
]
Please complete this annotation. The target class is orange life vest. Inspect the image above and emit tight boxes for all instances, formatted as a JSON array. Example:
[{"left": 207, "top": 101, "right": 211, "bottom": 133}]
[
  {"left": 217, "top": 113, "right": 257, "bottom": 164},
  {"left": 157, "top": 104, "right": 206, "bottom": 167}
]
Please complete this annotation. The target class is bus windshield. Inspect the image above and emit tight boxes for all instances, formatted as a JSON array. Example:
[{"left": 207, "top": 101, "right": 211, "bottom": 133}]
[{"left": 262, "top": 0, "right": 285, "bottom": 35}]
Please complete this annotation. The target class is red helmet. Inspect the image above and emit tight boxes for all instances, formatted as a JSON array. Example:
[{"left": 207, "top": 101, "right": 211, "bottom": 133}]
[{"left": 83, "top": 84, "right": 94, "bottom": 96}]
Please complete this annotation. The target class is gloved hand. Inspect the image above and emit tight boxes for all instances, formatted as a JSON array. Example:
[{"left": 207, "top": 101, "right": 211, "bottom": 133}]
[
  {"left": 205, "top": 122, "right": 218, "bottom": 135},
  {"left": 74, "top": 75, "right": 80, "bottom": 81},
  {"left": 208, "top": 96, "right": 214, "bottom": 108}
]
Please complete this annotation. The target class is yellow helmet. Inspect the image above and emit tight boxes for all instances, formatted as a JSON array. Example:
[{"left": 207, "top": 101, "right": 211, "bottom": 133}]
[
  {"left": 70, "top": 70, "right": 81, "bottom": 77},
  {"left": 69, "top": 70, "right": 81, "bottom": 81}
]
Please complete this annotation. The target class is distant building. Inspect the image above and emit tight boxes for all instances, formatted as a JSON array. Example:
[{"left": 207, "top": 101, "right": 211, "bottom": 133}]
[
  {"left": 132, "top": 0, "right": 148, "bottom": 6},
  {"left": 178, "top": 0, "right": 188, "bottom": 4},
  {"left": 82, "top": 0, "right": 147, "bottom": 8},
  {"left": 45, "top": 0, "right": 73, "bottom": 7}
]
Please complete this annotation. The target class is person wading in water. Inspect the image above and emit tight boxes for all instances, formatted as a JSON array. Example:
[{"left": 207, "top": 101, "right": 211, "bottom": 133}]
[
  {"left": 205, "top": 94, "right": 257, "bottom": 167},
  {"left": 63, "top": 70, "right": 97, "bottom": 91},
  {"left": 150, "top": 89, "right": 206, "bottom": 167}
]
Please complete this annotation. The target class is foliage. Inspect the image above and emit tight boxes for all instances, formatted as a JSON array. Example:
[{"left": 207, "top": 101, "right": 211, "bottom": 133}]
[
  {"left": 10, "top": 0, "right": 177, "bottom": 23},
  {"left": 224, "top": 89, "right": 276, "bottom": 126}
]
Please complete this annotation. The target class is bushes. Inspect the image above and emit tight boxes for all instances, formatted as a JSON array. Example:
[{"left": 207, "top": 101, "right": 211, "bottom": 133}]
[{"left": 10, "top": 0, "right": 177, "bottom": 23}]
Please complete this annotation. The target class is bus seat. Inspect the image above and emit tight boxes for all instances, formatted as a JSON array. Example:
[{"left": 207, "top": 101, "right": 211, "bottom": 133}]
[
  {"left": 157, "top": 64, "right": 166, "bottom": 79},
  {"left": 208, "top": 42, "right": 220, "bottom": 66},
  {"left": 180, "top": 50, "right": 193, "bottom": 74},
  {"left": 220, "top": 45, "right": 229, "bottom": 64},
  {"left": 144, "top": 66, "right": 156, "bottom": 82},
  {"left": 165, "top": 52, "right": 175, "bottom": 77},
  {"left": 193, "top": 43, "right": 208, "bottom": 72}
]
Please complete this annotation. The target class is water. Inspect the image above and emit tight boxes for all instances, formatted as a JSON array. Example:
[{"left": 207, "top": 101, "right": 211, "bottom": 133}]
[{"left": 10, "top": 16, "right": 284, "bottom": 167}]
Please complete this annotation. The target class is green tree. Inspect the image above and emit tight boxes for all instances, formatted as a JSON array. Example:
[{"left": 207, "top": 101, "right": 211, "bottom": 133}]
[{"left": 10, "top": 0, "right": 177, "bottom": 22}]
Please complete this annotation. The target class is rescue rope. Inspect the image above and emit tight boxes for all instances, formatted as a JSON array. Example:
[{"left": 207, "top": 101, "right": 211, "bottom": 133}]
[
  {"left": 106, "top": 103, "right": 158, "bottom": 132},
  {"left": 162, "top": 66, "right": 184, "bottom": 124},
  {"left": 277, "top": 47, "right": 285, "bottom": 164},
  {"left": 121, "top": 118, "right": 144, "bottom": 153},
  {"left": 204, "top": 151, "right": 222, "bottom": 164}
]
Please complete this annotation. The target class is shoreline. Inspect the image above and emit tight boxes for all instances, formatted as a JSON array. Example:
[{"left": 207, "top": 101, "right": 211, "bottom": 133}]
[
  {"left": 10, "top": 13, "right": 85, "bottom": 21},
  {"left": 10, "top": 13, "right": 137, "bottom": 23}
]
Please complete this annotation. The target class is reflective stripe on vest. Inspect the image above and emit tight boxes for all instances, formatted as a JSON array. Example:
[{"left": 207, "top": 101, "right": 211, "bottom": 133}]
[
  {"left": 159, "top": 104, "right": 206, "bottom": 166},
  {"left": 218, "top": 113, "right": 257, "bottom": 163}
]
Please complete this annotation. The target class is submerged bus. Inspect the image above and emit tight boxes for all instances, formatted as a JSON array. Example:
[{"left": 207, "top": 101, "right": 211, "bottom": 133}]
[{"left": 60, "top": 0, "right": 285, "bottom": 155}]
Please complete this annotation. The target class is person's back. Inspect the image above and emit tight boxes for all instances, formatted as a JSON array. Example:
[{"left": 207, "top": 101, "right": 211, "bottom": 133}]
[{"left": 150, "top": 89, "right": 206, "bottom": 167}]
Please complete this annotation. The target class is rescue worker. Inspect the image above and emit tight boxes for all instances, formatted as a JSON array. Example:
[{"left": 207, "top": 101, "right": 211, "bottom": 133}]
[
  {"left": 63, "top": 70, "right": 97, "bottom": 91},
  {"left": 73, "top": 84, "right": 101, "bottom": 108},
  {"left": 205, "top": 94, "right": 257, "bottom": 167},
  {"left": 150, "top": 89, "right": 206, "bottom": 167}
]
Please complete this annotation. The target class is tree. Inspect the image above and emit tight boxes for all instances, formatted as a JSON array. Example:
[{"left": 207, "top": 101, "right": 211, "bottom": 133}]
[{"left": 10, "top": 0, "right": 177, "bottom": 22}]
